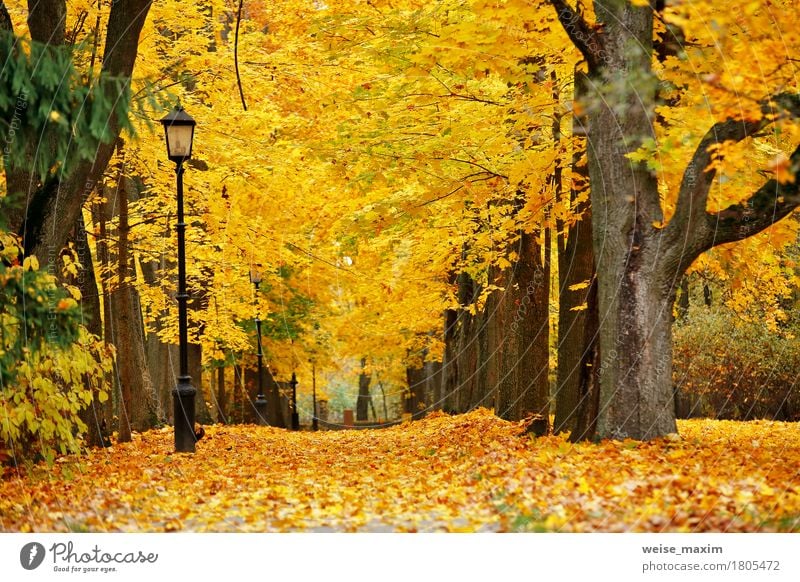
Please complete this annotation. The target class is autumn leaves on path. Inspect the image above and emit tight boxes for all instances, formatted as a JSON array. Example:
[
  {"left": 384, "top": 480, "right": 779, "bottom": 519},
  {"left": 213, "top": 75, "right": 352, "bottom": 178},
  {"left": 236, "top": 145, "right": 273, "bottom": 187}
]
[{"left": 1, "top": 410, "right": 799, "bottom": 532}]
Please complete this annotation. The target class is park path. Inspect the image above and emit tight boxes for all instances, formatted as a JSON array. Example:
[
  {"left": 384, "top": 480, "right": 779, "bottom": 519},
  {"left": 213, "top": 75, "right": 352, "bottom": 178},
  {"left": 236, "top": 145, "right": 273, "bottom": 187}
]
[{"left": 1, "top": 410, "right": 799, "bottom": 532}]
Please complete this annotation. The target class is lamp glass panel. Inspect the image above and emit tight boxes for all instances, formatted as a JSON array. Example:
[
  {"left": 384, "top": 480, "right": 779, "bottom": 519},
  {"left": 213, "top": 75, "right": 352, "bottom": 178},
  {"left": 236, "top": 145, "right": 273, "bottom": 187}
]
[{"left": 166, "top": 124, "right": 193, "bottom": 159}]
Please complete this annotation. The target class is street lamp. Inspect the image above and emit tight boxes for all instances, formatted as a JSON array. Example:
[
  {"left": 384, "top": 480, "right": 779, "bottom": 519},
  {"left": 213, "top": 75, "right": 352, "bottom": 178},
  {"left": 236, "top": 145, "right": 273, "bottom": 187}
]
[
  {"left": 311, "top": 361, "right": 318, "bottom": 431},
  {"left": 250, "top": 265, "right": 268, "bottom": 425},
  {"left": 160, "top": 105, "right": 197, "bottom": 453},
  {"left": 290, "top": 372, "right": 300, "bottom": 430}
]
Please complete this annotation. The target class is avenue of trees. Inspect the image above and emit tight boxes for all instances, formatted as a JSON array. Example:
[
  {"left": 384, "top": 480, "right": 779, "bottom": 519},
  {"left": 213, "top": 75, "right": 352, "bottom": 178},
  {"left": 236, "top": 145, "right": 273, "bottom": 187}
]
[{"left": 2, "top": 0, "right": 800, "bottom": 461}]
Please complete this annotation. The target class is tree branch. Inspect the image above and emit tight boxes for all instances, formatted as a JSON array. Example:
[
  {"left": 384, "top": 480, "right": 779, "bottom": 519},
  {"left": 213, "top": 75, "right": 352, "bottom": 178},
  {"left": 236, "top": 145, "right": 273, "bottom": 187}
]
[
  {"left": 234, "top": 0, "right": 247, "bottom": 111},
  {"left": 664, "top": 92, "right": 800, "bottom": 267},
  {"left": 547, "top": 0, "right": 603, "bottom": 70},
  {"left": 706, "top": 142, "right": 800, "bottom": 247}
]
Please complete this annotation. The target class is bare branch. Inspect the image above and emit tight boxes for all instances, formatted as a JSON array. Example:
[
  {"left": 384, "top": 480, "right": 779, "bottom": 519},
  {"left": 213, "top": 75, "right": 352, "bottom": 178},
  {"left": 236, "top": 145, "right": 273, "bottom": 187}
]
[{"left": 234, "top": 0, "right": 247, "bottom": 111}]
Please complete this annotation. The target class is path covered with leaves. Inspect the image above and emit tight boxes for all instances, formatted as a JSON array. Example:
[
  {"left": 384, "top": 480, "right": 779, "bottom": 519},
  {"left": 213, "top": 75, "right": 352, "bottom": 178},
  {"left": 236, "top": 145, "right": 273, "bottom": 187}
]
[{"left": 1, "top": 410, "right": 799, "bottom": 532}]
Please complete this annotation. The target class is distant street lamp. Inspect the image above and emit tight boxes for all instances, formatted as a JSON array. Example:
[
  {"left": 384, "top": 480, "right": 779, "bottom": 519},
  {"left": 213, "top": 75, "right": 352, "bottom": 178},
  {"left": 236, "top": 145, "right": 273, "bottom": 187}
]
[
  {"left": 160, "top": 105, "right": 197, "bottom": 453},
  {"left": 290, "top": 372, "right": 300, "bottom": 430},
  {"left": 250, "top": 266, "right": 268, "bottom": 425},
  {"left": 311, "top": 362, "right": 318, "bottom": 431}
]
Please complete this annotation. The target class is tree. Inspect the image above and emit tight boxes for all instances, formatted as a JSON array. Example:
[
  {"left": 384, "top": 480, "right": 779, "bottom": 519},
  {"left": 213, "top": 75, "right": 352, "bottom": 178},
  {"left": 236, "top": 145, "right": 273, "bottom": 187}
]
[
  {"left": 2, "top": 0, "right": 154, "bottom": 262},
  {"left": 549, "top": 0, "right": 800, "bottom": 439}
]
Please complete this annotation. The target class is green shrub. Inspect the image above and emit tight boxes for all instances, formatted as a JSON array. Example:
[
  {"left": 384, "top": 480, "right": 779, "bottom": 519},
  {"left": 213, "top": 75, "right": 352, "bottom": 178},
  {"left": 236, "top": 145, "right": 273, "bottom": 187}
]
[
  {"left": 673, "top": 305, "right": 800, "bottom": 421},
  {"left": 0, "top": 236, "right": 113, "bottom": 466}
]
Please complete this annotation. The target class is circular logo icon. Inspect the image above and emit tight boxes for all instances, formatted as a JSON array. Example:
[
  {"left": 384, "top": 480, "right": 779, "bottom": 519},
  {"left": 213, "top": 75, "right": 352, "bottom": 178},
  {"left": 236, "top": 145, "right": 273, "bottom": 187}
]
[{"left": 20, "top": 542, "right": 46, "bottom": 570}]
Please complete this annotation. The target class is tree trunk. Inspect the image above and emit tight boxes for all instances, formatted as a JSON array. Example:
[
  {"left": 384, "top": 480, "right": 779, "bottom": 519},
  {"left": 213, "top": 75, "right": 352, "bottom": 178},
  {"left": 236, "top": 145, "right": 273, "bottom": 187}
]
[
  {"left": 73, "top": 212, "right": 108, "bottom": 448},
  {"left": 515, "top": 230, "right": 550, "bottom": 436},
  {"left": 91, "top": 197, "right": 117, "bottom": 430},
  {"left": 550, "top": 0, "right": 800, "bottom": 439},
  {"left": 554, "top": 70, "right": 598, "bottom": 436},
  {"left": 112, "top": 167, "right": 158, "bottom": 442},
  {"left": 216, "top": 366, "right": 227, "bottom": 423},
  {"left": 440, "top": 307, "right": 458, "bottom": 413},
  {"left": 356, "top": 358, "right": 372, "bottom": 421},
  {"left": 232, "top": 362, "right": 245, "bottom": 424},
  {"left": 266, "top": 366, "right": 286, "bottom": 428},
  {"left": 569, "top": 278, "right": 600, "bottom": 443},
  {"left": 189, "top": 342, "right": 212, "bottom": 424}
]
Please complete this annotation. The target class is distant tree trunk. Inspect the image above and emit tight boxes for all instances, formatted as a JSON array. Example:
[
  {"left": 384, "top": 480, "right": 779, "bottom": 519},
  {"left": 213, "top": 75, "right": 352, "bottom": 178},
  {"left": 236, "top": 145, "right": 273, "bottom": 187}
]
[
  {"left": 493, "top": 266, "right": 517, "bottom": 421},
  {"left": 139, "top": 213, "right": 177, "bottom": 424},
  {"left": 515, "top": 229, "right": 550, "bottom": 436},
  {"left": 356, "top": 358, "right": 372, "bottom": 421},
  {"left": 244, "top": 366, "right": 258, "bottom": 423},
  {"left": 424, "top": 360, "right": 442, "bottom": 413},
  {"left": 569, "top": 278, "right": 600, "bottom": 443},
  {"left": 554, "top": 71, "right": 598, "bottom": 437},
  {"left": 265, "top": 366, "right": 286, "bottom": 428},
  {"left": 189, "top": 342, "right": 212, "bottom": 424},
  {"left": 217, "top": 366, "right": 227, "bottom": 423},
  {"left": 441, "top": 307, "right": 459, "bottom": 413},
  {"left": 677, "top": 276, "right": 690, "bottom": 320},
  {"left": 111, "top": 163, "right": 158, "bottom": 441},
  {"left": 72, "top": 212, "right": 107, "bottom": 448},
  {"left": 233, "top": 361, "right": 245, "bottom": 424},
  {"left": 91, "top": 197, "right": 117, "bottom": 430}
]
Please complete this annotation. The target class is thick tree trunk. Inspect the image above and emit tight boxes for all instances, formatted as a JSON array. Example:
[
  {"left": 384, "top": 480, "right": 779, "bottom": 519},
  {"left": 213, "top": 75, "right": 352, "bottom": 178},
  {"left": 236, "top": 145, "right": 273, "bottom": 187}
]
[
  {"left": 550, "top": 0, "right": 800, "bottom": 438},
  {"left": 582, "top": 3, "right": 676, "bottom": 440}
]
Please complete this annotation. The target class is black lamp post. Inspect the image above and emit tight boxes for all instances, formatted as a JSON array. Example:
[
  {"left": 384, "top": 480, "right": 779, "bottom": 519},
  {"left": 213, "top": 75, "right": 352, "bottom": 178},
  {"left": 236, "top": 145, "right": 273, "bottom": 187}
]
[
  {"left": 250, "top": 266, "right": 268, "bottom": 425},
  {"left": 290, "top": 372, "right": 300, "bottom": 430},
  {"left": 160, "top": 105, "right": 197, "bottom": 453},
  {"left": 311, "top": 362, "right": 318, "bottom": 431}
]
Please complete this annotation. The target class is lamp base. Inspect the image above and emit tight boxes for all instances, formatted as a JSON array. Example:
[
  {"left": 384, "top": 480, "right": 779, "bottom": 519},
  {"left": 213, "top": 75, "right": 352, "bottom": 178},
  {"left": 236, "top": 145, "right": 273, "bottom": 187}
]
[
  {"left": 254, "top": 395, "right": 268, "bottom": 426},
  {"left": 173, "top": 376, "right": 197, "bottom": 453}
]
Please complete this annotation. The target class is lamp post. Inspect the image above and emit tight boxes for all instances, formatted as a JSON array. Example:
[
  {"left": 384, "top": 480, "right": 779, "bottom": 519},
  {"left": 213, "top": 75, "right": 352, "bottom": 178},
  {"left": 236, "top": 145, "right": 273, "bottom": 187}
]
[
  {"left": 160, "top": 106, "right": 197, "bottom": 453},
  {"left": 311, "top": 362, "right": 318, "bottom": 431},
  {"left": 250, "top": 266, "right": 268, "bottom": 425},
  {"left": 290, "top": 372, "right": 299, "bottom": 430}
]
